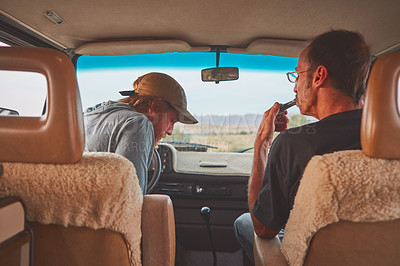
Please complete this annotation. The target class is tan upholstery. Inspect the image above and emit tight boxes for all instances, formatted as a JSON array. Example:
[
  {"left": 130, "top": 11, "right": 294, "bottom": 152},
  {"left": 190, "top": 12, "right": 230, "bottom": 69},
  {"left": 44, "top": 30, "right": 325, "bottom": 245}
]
[
  {"left": 75, "top": 40, "right": 210, "bottom": 55},
  {"left": 0, "top": 127, "right": 176, "bottom": 266},
  {"left": 0, "top": 197, "right": 31, "bottom": 266},
  {"left": 303, "top": 219, "right": 400, "bottom": 266},
  {"left": 253, "top": 50, "right": 400, "bottom": 266},
  {"left": 0, "top": 47, "right": 175, "bottom": 266},
  {"left": 280, "top": 150, "right": 400, "bottom": 265},
  {"left": 0, "top": 232, "right": 30, "bottom": 266},
  {"left": 29, "top": 222, "right": 131, "bottom": 266},
  {"left": 253, "top": 235, "right": 287, "bottom": 266},
  {"left": 142, "top": 195, "right": 176, "bottom": 266},
  {"left": 0, "top": 152, "right": 144, "bottom": 265},
  {"left": 0, "top": 47, "right": 84, "bottom": 164},
  {"left": 28, "top": 195, "right": 176, "bottom": 266},
  {"left": 361, "top": 51, "right": 400, "bottom": 159}
]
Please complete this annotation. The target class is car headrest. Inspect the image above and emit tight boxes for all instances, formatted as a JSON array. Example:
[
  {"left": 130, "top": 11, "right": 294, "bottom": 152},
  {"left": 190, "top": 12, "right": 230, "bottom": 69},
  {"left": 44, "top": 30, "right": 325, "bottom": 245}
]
[
  {"left": 361, "top": 50, "right": 400, "bottom": 159},
  {"left": 0, "top": 47, "right": 84, "bottom": 163}
]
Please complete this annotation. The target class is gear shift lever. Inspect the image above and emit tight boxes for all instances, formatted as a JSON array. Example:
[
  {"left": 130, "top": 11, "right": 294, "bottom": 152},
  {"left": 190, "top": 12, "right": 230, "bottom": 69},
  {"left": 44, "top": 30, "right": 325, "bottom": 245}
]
[{"left": 201, "top": 206, "right": 217, "bottom": 266}]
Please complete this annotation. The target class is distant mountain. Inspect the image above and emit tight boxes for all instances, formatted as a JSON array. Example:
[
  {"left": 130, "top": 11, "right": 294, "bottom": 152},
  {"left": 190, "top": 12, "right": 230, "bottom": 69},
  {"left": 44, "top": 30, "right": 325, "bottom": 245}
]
[
  {"left": 174, "top": 114, "right": 263, "bottom": 135},
  {"left": 194, "top": 114, "right": 263, "bottom": 126},
  {"left": 174, "top": 113, "right": 312, "bottom": 135}
]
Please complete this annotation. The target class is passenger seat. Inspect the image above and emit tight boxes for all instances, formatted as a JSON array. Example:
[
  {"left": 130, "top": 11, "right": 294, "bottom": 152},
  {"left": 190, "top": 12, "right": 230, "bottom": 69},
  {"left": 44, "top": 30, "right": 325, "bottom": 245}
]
[{"left": 0, "top": 46, "right": 175, "bottom": 266}]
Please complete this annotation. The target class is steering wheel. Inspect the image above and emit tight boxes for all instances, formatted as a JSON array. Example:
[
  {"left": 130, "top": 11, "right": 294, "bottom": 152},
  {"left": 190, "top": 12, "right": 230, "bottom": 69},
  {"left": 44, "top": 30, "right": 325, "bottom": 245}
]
[{"left": 147, "top": 148, "right": 162, "bottom": 193}]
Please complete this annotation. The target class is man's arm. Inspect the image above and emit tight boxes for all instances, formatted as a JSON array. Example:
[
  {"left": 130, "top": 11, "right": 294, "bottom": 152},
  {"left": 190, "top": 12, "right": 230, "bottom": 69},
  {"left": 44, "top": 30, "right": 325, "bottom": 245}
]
[
  {"left": 115, "top": 117, "right": 155, "bottom": 194},
  {"left": 248, "top": 102, "right": 288, "bottom": 238}
]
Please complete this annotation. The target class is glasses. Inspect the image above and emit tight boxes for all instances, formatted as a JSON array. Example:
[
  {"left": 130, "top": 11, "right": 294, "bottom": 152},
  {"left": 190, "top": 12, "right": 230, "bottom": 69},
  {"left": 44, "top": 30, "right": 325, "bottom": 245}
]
[{"left": 286, "top": 70, "right": 310, "bottom": 83}]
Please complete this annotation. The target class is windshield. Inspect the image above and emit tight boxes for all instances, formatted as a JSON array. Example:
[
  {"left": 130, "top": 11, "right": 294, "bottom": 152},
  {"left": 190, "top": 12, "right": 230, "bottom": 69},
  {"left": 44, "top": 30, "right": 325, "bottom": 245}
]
[{"left": 77, "top": 52, "right": 311, "bottom": 152}]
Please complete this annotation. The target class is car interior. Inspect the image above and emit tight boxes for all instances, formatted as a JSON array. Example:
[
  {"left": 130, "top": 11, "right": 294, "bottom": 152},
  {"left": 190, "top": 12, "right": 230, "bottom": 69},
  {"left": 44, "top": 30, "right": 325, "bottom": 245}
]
[{"left": 0, "top": 1, "right": 399, "bottom": 266}]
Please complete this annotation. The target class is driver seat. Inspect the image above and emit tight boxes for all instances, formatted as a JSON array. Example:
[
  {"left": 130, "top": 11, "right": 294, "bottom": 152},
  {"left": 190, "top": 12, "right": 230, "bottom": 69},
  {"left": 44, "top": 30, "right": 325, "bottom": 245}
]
[
  {"left": 253, "top": 50, "right": 400, "bottom": 265},
  {"left": 0, "top": 47, "right": 175, "bottom": 266}
]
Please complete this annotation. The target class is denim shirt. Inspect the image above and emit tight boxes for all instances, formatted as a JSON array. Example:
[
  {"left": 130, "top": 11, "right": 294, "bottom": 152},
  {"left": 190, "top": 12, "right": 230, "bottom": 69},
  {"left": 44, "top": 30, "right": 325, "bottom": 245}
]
[{"left": 84, "top": 101, "right": 154, "bottom": 194}]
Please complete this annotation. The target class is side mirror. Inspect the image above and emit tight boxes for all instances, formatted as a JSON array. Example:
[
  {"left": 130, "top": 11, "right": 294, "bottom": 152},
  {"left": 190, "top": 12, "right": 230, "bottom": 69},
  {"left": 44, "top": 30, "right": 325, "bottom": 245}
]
[
  {"left": 0, "top": 107, "right": 19, "bottom": 116},
  {"left": 201, "top": 67, "right": 239, "bottom": 83}
]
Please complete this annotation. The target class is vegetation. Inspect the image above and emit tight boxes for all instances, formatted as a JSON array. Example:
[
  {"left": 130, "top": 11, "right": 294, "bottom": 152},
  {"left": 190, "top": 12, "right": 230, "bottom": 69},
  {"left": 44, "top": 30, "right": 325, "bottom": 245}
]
[{"left": 163, "top": 114, "right": 310, "bottom": 152}]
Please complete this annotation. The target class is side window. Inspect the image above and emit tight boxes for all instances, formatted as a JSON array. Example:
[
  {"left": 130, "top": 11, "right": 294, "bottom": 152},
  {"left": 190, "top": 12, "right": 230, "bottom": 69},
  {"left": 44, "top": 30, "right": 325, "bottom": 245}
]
[{"left": 0, "top": 70, "right": 47, "bottom": 116}]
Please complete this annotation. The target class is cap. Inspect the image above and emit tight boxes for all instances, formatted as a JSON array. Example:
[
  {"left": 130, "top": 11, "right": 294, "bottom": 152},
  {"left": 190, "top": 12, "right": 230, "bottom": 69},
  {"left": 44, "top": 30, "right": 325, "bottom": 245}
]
[{"left": 120, "top": 72, "right": 198, "bottom": 124}]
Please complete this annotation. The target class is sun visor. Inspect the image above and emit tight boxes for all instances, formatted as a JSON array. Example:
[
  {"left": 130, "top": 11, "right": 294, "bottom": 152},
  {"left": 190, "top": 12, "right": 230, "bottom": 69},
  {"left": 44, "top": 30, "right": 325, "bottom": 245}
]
[
  {"left": 228, "top": 38, "right": 309, "bottom": 57},
  {"left": 75, "top": 40, "right": 210, "bottom": 55}
]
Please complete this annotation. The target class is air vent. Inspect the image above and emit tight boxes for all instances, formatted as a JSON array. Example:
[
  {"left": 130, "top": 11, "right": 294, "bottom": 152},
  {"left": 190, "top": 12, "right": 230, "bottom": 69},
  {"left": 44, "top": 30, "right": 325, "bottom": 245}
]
[{"left": 156, "top": 183, "right": 184, "bottom": 195}]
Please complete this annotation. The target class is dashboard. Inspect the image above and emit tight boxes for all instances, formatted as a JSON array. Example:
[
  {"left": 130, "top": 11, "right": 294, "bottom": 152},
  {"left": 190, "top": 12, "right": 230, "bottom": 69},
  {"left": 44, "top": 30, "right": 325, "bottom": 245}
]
[{"left": 152, "top": 143, "right": 252, "bottom": 253}]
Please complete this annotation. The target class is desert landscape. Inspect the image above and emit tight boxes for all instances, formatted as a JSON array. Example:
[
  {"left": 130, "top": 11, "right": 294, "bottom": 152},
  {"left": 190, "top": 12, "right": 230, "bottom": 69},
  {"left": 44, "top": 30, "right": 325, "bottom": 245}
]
[{"left": 164, "top": 114, "right": 309, "bottom": 152}]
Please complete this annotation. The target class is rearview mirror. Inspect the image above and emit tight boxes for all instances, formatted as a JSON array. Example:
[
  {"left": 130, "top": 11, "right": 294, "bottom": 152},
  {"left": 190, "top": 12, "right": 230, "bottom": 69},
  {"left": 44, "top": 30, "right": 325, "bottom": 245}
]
[{"left": 201, "top": 67, "right": 239, "bottom": 82}]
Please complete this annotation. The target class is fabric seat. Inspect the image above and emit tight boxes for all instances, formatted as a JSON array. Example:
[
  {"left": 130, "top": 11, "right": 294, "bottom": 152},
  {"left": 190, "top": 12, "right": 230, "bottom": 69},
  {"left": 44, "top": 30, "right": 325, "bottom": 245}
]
[
  {"left": 253, "top": 50, "right": 400, "bottom": 266},
  {"left": 0, "top": 47, "right": 175, "bottom": 266}
]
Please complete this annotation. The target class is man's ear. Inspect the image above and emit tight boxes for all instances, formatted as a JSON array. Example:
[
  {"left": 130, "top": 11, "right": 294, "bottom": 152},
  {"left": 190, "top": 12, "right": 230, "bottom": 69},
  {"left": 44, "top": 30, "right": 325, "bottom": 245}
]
[{"left": 313, "top": 65, "right": 328, "bottom": 88}]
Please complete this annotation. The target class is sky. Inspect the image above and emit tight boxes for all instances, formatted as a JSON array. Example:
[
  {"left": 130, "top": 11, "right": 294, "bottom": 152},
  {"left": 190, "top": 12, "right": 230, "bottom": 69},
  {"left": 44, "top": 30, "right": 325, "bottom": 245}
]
[
  {"left": 76, "top": 52, "right": 300, "bottom": 117},
  {"left": 0, "top": 70, "right": 47, "bottom": 116},
  {"left": 0, "top": 42, "right": 48, "bottom": 116}
]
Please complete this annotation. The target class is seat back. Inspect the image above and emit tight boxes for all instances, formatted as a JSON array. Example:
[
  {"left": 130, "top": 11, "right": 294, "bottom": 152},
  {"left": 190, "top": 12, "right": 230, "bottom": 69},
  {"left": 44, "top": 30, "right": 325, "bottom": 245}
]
[
  {"left": 0, "top": 46, "right": 176, "bottom": 266},
  {"left": 280, "top": 50, "right": 400, "bottom": 265},
  {"left": 29, "top": 222, "right": 131, "bottom": 266},
  {"left": 0, "top": 46, "right": 81, "bottom": 266},
  {"left": 0, "top": 47, "right": 140, "bottom": 266},
  {"left": 303, "top": 219, "right": 400, "bottom": 265}
]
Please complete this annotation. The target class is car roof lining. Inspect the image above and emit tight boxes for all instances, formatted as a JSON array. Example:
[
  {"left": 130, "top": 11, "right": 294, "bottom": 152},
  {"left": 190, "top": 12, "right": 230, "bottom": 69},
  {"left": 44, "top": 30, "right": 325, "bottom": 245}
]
[{"left": 0, "top": 0, "right": 399, "bottom": 57}]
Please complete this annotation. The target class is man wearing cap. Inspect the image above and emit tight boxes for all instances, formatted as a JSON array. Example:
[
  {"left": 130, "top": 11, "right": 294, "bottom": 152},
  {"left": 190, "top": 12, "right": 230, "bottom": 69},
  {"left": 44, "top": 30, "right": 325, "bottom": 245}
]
[{"left": 84, "top": 72, "right": 197, "bottom": 194}]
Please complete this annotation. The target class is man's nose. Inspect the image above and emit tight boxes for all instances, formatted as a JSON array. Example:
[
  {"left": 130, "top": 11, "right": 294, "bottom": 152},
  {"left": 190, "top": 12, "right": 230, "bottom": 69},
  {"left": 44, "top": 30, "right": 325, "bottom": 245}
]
[{"left": 293, "top": 83, "right": 298, "bottom": 93}]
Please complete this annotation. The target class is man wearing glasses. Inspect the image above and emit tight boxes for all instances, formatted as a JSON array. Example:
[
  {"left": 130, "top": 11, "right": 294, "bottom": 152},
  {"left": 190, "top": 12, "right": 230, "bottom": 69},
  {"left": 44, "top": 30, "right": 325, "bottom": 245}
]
[{"left": 234, "top": 30, "right": 371, "bottom": 264}]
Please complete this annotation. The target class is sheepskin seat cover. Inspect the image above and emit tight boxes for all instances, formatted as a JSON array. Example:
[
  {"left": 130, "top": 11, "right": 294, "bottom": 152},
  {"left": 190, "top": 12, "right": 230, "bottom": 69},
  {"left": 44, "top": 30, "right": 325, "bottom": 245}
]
[
  {"left": 0, "top": 152, "right": 143, "bottom": 266},
  {"left": 281, "top": 150, "right": 400, "bottom": 265}
]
